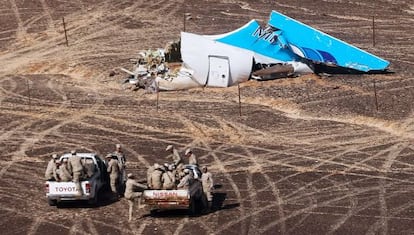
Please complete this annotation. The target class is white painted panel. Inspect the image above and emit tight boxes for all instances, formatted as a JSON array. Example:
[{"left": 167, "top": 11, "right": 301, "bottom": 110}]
[
  {"left": 181, "top": 32, "right": 254, "bottom": 87},
  {"left": 207, "top": 56, "right": 230, "bottom": 87}
]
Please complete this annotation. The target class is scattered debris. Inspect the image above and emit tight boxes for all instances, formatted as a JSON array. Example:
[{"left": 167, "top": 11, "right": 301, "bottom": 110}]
[{"left": 118, "top": 10, "right": 390, "bottom": 92}]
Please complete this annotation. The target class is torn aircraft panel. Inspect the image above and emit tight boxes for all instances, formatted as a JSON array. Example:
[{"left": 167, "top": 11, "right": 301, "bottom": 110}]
[
  {"left": 209, "top": 10, "right": 389, "bottom": 74},
  {"left": 119, "top": 10, "right": 390, "bottom": 91},
  {"left": 267, "top": 11, "right": 389, "bottom": 73}
]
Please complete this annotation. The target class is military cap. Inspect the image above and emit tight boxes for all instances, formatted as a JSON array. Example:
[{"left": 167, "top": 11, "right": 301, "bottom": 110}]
[
  {"left": 71, "top": 150, "right": 76, "bottom": 155},
  {"left": 52, "top": 154, "right": 58, "bottom": 159},
  {"left": 127, "top": 173, "right": 134, "bottom": 178},
  {"left": 116, "top": 144, "right": 121, "bottom": 149}
]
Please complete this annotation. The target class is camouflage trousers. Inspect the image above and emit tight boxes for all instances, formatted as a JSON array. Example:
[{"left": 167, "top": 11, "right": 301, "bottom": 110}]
[{"left": 126, "top": 192, "right": 142, "bottom": 222}]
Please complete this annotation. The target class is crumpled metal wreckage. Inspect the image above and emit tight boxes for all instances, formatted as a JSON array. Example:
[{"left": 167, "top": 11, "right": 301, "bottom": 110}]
[{"left": 120, "top": 10, "right": 389, "bottom": 92}]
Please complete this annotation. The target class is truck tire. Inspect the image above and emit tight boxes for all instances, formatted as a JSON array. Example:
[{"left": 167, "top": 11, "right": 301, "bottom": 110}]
[
  {"left": 48, "top": 199, "right": 57, "bottom": 206},
  {"left": 188, "top": 198, "right": 196, "bottom": 215},
  {"left": 88, "top": 194, "right": 98, "bottom": 205},
  {"left": 150, "top": 209, "right": 158, "bottom": 216},
  {"left": 88, "top": 195, "right": 98, "bottom": 205}
]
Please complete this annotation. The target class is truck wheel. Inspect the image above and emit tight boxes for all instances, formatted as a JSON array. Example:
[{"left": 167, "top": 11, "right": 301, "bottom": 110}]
[
  {"left": 88, "top": 195, "right": 97, "bottom": 205},
  {"left": 48, "top": 199, "right": 57, "bottom": 206},
  {"left": 88, "top": 194, "right": 98, "bottom": 205},
  {"left": 188, "top": 198, "right": 196, "bottom": 216},
  {"left": 150, "top": 209, "right": 158, "bottom": 216}
]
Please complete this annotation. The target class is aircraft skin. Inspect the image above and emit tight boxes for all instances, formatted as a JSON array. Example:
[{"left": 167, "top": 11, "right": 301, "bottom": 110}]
[
  {"left": 123, "top": 10, "right": 391, "bottom": 91},
  {"left": 208, "top": 20, "right": 299, "bottom": 64},
  {"left": 268, "top": 11, "right": 389, "bottom": 72},
  {"left": 210, "top": 10, "right": 389, "bottom": 74}
]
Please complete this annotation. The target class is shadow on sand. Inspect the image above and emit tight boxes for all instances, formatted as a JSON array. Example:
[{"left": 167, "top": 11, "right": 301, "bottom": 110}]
[
  {"left": 54, "top": 190, "right": 120, "bottom": 208},
  {"left": 147, "top": 192, "right": 239, "bottom": 218}
]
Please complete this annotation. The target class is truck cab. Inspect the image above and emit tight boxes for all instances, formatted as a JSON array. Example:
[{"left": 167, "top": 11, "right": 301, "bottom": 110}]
[{"left": 45, "top": 153, "right": 109, "bottom": 206}]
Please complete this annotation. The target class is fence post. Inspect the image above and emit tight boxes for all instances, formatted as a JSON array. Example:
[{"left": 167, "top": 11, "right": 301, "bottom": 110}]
[
  {"left": 238, "top": 83, "right": 242, "bottom": 116},
  {"left": 62, "top": 17, "right": 69, "bottom": 46},
  {"left": 372, "top": 16, "right": 376, "bottom": 47},
  {"left": 373, "top": 79, "right": 378, "bottom": 111}
]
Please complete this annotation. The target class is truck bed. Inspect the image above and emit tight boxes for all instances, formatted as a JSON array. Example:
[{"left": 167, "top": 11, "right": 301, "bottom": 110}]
[
  {"left": 143, "top": 189, "right": 190, "bottom": 209},
  {"left": 46, "top": 180, "right": 94, "bottom": 201}
]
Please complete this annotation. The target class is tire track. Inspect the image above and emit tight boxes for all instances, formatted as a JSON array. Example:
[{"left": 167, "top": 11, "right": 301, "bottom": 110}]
[
  {"left": 39, "top": 0, "right": 55, "bottom": 30},
  {"left": 368, "top": 197, "right": 414, "bottom": 229},
  {"left": 202, "top": 142, "right": 247, "bottom": 235},
  {"left": 85, "top": 217, "right": 99, "bottom": 235},
  {"left": 8, "top": 0, "right": 26, "bottom": 39},
  {"left": 129, "top": 218, "right": 146, "bottom": 234},
  {"left": 0, "top": 77, "right": 103, "bottom": 178},
  {"left": 243, "top": 96, "right": 414, "bottom": 140},
  {"left": 260, "top": 182, "right": 396, "bottom": 234},
  {"left": 27, "top": 217, "right": 42, "bottom": 235},
  {"left": 285, "top": 195, "right": 317, "bottom": 234},
  {"left": 246, "top": 172, "right": 259, "bottom": 234},
  {"left": 366, "top": 143, "right": 406, "bottom": 235},
  {"left": 173, "top": 217, "right": 188, "bottom": 235},
  {"left": 326, "top": 190, "right": 358, "bottom": 235},
  {"left": 243, "top": 147, "right": 286, "bottom": 234}
]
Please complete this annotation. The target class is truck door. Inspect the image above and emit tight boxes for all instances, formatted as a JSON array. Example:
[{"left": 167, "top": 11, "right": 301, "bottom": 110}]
[{"left": 207, "top": 56, "right": 230, "bottom": 87}]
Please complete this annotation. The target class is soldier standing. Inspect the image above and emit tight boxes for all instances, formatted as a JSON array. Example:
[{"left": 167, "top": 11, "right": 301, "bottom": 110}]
[
  {"left": 146, "top": 163, "right": 156, "bottom": 189},
  {"left": 162, "top": 164, "right": 176, "bottom": 190},
  {"left": 149, "top": 164, "right": 163, "bottom": 189},
  {"left": 57, "top": 158, "right": 72, "bottom": 182},
  {"left": 185, "top": 148, "right": 198, "bottom": 165},
  {"left": 67, "top": 150, "right": 84, "bottom": 196},
  {"left": 114, "top": 144, "right": 126, "bottom": 179},
  {"left": 124, "top": 173, "right": 148, "bottom": 222},
  {"left": 107, "top": 155, "right": 120, "bottom": 198},
  {"left": 177, "top": 169, "right": 193, "bottom": 189},
  {"left": 45, "top": 154, "right": 59, "bottom": 180},
  {"left": 201, "top": 166, "right": 214, "bottom": 212},
  {"left": 166, "top": 145, "right": 182, "bottom": 167}
]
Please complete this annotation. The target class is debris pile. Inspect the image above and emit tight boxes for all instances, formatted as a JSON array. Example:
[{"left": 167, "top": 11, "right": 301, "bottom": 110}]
[
  {"left": 117, "top": 10, "right": 390, "bottom": 92},
  {"left": 120, "top": 40, "right": 184, "bottom": 93}
]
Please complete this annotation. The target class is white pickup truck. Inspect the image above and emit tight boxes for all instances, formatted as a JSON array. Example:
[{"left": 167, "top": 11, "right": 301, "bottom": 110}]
[
  {"left": 142, "top": 164, "right": 207, "bottom": 214},
  {"left": 45, "top": 153, "right": 109, "bottom": 206}
]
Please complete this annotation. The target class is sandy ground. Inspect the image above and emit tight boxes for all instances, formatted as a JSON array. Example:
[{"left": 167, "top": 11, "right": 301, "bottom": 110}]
[{"left": 0, "top": 0, "right": 414, "bottom": 234}]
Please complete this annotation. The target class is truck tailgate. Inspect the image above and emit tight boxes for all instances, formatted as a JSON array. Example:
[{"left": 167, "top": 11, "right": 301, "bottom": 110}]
[
  {"left": 46, "top": 181, "right": 91, "bottom": 199},
  {"left": 143, "top": 190, "right": 189, "bottom": 209}
]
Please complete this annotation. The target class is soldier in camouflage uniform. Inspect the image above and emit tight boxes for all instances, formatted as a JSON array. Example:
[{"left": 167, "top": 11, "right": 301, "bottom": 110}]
[
  {"left": 106, "top": 155, "right": 120, "bottom": 198},
  {"left": 113, "top": 144, "right": 126, "bottom": 184},
  {"left": 57, "top": 158, "right": 72, "bottom": 182},
  {"left": 166, "top": 145, "right": 182, "bottom": 168},
  {"left": 149, "top": 164, "right": 164, "bottom": 189},
  {"left": 185, "top": 148, "right": 198, "bottom": 165},
  {"left": 201, "top": 166, "right": 214, "bottom": 212},
  {"left": 162, "top": 164, "right": 176, "bottom": 190},
  {"left": 125, "top": 173, "right": 148, "bottom": 222},
  {"left": 67, "top": 150, "right": 84, "bottom": 196},
  {"left": 45, "top": 154, "right": 59, "bottom": 180}
]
